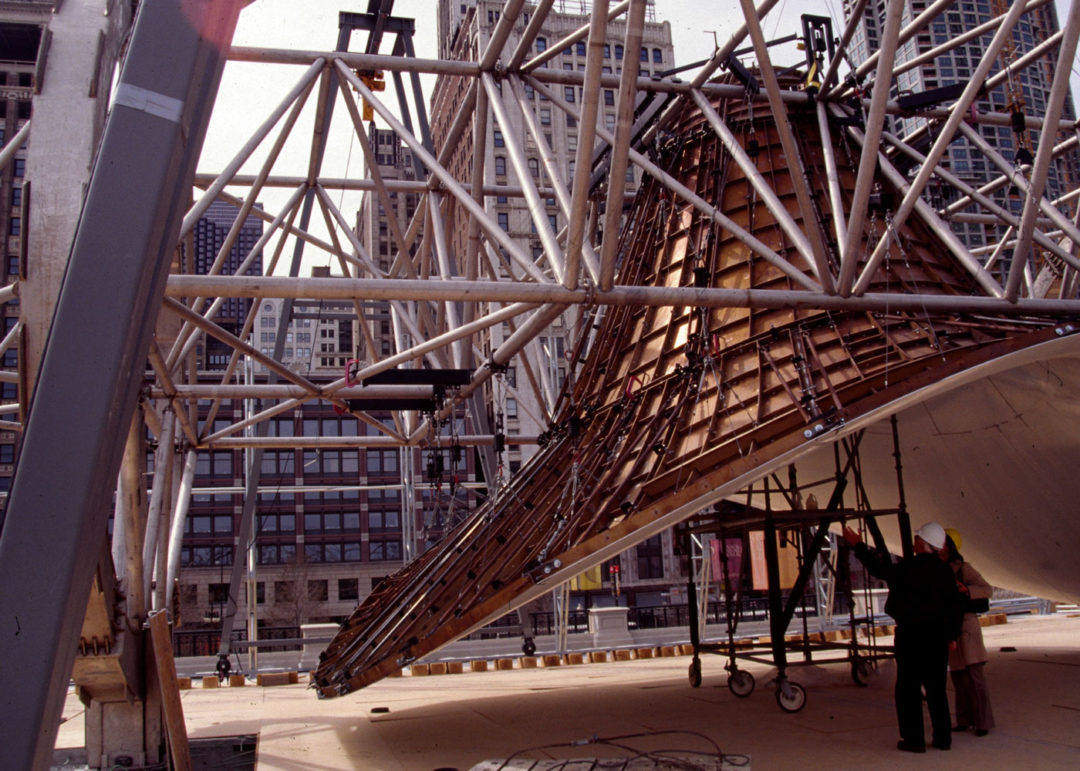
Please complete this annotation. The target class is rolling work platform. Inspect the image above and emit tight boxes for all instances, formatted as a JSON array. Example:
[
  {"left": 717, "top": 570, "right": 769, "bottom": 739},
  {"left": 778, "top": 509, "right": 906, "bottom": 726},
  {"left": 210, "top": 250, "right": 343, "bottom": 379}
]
[{"left": 681, "top": 420, "right": 917, "bottom": 711}]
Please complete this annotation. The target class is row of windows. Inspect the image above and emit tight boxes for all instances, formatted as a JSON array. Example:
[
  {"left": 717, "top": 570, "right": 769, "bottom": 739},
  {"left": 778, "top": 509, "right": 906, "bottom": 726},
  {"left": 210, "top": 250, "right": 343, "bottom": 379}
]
[
  {"left": 186, "top": 506, "right": 407, "bottom": 536},
  {"left": 201, "top": 577, "right": 371, "bottom": 607},
  {"left": 181, "top": 538, "right": 403, "bottom": 567},
  {"left": 534, "top": 37, "right": 664, "bottom": 64}
]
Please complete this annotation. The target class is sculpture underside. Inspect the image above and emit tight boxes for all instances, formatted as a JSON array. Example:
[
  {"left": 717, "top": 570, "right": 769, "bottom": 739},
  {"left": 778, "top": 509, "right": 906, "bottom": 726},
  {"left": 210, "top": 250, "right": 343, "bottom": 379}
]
[{"left": 313, "top": 85, "right": 1080, "bottom": 698}]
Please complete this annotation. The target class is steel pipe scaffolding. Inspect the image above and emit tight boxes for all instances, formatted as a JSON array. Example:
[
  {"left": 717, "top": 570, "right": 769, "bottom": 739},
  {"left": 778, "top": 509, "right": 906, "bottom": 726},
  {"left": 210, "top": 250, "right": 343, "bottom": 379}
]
[{"left": 0, "top": 0, "right": 1079, "bottom": 762}]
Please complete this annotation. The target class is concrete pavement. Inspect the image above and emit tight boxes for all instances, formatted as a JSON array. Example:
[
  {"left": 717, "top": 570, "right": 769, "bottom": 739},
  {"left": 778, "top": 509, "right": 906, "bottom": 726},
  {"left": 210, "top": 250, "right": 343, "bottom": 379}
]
[{"left": 55, "top": 613, "right": 1080, "bottom": 769}]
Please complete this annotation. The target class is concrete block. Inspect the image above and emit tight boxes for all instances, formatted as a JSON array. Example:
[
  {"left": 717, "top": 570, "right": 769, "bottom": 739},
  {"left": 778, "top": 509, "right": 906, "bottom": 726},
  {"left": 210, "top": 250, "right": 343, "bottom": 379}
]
[
  {"left": 563, "top": 653, "right": 584, "bottom": 665},
  {"left": 588, "top": 651, "right": 608, "bottom": 663},
  {"left": 201, "top": 676, "right": 220, "bottom": 689},
  {"left": 660, "top": 646, "right": 676, "bottom": 657},
  {"left": 541, "top": 655, "right": 561, "bottom": 667},
  {"left": 678, "top": 644, "right": 695, "bottom": 656},
  {"left": 410, "top": 664, "right": 431, "bottom": 677},
  {"left": 633, "top": 647, "right": 654, "bottom": 659},
  {"left": 228, "top": 674, "right": 246, "bottom": 687},
  {"left": 389, "top": 668, "right": 403, "bottom": 677},
  {"left": 496, "top": 658, "right": 515, "bottom": 671},
  {"left": 614, "top": 649, "right": 632, "bottom": 661},
  {"left": 470, "top": 660, "right": 488, "bottom": 672},
  {"left": 176, "top": 677, "right": 192, "bottom": 690},
  {"left": 447, "top": 661, "right": 464, "bottom": 674},
  {"left": 429, "top": 662, "right": 448, "bottom": 675},
  {"left": 257, "top": 672, "right": 292, "bottom": 687},
  {"left": 519, "top": 657, "right": 538, "bottom": 669}
]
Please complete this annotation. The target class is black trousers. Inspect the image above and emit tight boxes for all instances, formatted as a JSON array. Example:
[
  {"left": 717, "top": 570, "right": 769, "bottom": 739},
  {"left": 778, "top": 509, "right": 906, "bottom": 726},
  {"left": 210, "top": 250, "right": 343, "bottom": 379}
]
[{"left": 894, "top": 625, "right": 952, "bottom": 747}]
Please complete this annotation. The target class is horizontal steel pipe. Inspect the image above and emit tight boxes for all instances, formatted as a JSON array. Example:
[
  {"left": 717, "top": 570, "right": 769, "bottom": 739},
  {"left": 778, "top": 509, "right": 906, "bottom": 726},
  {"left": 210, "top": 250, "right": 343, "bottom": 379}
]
[{"left": 165, "top": 275, "right": 1080, "bottom": 315}]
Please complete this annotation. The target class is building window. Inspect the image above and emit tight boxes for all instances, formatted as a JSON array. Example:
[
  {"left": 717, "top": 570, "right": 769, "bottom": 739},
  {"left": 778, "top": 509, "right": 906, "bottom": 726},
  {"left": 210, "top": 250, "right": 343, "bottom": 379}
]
[
  {"left": 535, "top": 36, "right": 547, "bottom": 52},
  {"left": 528, "top": 158, "right": 540, "bottom": 178},
  {"left": 274, "top": 581, "right": 295, "bottom": 603},
  {"left": 493, "top": 129, "right": 504, "bottom": 147},
  {"left": 257, "top": 512, "right": 296, "bottom": 534},
  {"left": 338, "top": 578, "right": 359, "bottom": 601},
  {"left": 494, "top": 156, "right": 506, "bottom": 176},
  {"left": 653, "top": 48, "right": 663, "bottom": 64},
  {"left": 576, "top": 41, "right": 586, "bottom": 56},
  {"left": 637, "top": 534, "right": 664, "bottom": 579},
  {"left": 615, "top": 44, "right": 624, "bottom": 60},
  {"left": 603, "top": 44, "right": 610, "bottom": 58},
  {"left": 640, "top": 47, "right": 649, "bottom": 62},
  {"left": 564, "top": 86, "right": 575, "bottom": 103},
  {"left": 366, "top": 448, "right": 398, "bottom": 475},
  {"left": 497, "top": 211, "right": 509, "bottom": 232},
  {"left": 370, "top": 539, "right": 403, "bottom": 561},
  {"left": 8, "top": 218, "right": 18, "bottom": 236},
  {"left": 13, "top": 159, "right": 25, "bottom": 177},
  {"left": 307, "top": 580, "right": 328, "bottom": 602},
  {"left": 255, "top": 543, "right": 294, "bottom": 565},
  {"left": 209, "top": 583, "right": 230, "bottom": 606},
  {"left": 540, "top": 108, "right": 551, "bottom": 125},
  {"left": 604, "top": 89, "right": 615, "bottom": 106}
]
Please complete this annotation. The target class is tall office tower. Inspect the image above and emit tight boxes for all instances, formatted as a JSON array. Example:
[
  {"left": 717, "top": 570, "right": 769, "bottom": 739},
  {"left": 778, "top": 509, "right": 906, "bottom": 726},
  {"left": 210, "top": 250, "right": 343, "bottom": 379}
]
[
  {"left": 425, "top": 1, "right": 688, "bottom": 607},
  {"left": 191, "top": 199, "right": 264, "bottom": 370},
  {"left": 355, "top": 125, "right": 420, "bottom": 364},
  {"left": 432, "top": 0, "right": 674, "bottom": 476},
  {"left": 0, "top": 3, "right": 53, "bottom": 513},
  {"left": 843, "top": 0, "right": 1080, "bottom": 256}
]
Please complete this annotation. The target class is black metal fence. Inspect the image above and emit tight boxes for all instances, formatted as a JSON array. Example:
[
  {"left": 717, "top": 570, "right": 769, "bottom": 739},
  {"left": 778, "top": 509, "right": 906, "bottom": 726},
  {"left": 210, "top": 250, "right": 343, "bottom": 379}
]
[
  {"left": 172, "top": 625, "right": 302, "bottom": 657},
  {"left": 523, "top": 592, "right": 816, "bottom": 637}
]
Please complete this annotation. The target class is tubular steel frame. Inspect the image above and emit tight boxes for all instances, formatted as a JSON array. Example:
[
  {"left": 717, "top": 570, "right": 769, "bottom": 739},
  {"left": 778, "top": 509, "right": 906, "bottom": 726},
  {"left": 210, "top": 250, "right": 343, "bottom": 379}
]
[{"left": 0, "top": 0, "right": 1079, "bottom": 760}]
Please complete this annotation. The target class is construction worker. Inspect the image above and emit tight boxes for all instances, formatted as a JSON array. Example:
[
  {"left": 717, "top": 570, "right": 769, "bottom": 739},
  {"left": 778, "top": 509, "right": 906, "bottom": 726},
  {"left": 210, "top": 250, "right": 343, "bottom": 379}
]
[{"left": 843, "top": 521, "right": 964, "bottom": 753}]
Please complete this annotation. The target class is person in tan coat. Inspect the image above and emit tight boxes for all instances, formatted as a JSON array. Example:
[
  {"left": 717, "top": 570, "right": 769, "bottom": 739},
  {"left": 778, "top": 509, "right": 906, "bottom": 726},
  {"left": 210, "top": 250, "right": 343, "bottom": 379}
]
[{"left": 945, "top": 529, "right": 995, "bottom": 737}]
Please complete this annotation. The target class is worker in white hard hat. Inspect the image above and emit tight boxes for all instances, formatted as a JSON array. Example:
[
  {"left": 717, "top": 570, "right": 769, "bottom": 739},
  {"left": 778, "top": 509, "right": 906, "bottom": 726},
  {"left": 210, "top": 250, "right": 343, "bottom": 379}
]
[{"left": 843, "top": 521, "right": 964, "bottom": 754}]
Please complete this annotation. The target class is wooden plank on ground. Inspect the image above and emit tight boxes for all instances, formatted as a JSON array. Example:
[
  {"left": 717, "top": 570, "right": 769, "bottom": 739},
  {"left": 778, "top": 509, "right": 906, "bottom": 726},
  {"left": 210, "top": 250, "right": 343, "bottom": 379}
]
[{"left": 148, "top": 610, "right": 191, "bottom": 771}]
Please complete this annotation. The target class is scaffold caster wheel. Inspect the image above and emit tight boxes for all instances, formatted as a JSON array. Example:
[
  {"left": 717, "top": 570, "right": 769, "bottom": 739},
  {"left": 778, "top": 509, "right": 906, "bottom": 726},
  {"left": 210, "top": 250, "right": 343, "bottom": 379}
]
[
  {"left": 688, "top": 657, "right": 702, "bottom": 688},
  {"left": 776, "top": 680, "right": 807, "bottom": 713},
  {"left": 522, "top": 637, "right": 536, "bottom": 656},
  {"left": 727, "top": 668, "right": 755, "bottom": 697},
  {"left": 851, "top": 657, "right": 873, "bottom": 687}
]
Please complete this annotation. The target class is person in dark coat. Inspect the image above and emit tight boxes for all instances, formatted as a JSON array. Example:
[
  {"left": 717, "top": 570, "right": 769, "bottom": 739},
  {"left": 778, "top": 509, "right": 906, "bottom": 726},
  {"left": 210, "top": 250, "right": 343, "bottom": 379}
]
[{"left": 843, "top": 521, "right": 964, "bottom": 753}]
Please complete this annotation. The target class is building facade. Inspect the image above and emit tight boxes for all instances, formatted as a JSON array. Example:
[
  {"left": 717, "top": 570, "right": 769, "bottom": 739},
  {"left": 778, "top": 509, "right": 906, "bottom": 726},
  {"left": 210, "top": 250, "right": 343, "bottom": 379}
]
[
  {"left": 425, "top": 0, "right": 691, "bottom": 613},
  {"left": 0, "top": 2, "right": 53, "bottom": 513},
  {"left": 191, "top": 199, "right": 264, "bottom": 370}
]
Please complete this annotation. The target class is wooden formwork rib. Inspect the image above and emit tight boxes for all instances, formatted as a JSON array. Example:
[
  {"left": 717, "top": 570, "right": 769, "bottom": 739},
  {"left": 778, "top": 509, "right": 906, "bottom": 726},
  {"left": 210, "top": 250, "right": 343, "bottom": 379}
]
[{"left": 312, "top": 82, "right": 1062, "bottom": 698}]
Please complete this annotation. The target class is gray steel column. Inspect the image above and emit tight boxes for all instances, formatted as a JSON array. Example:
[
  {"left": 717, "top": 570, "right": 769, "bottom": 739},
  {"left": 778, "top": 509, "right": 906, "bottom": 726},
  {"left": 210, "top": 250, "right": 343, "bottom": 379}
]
[{"left": 0, "top": 2, "right": 246, "bottom": 768}]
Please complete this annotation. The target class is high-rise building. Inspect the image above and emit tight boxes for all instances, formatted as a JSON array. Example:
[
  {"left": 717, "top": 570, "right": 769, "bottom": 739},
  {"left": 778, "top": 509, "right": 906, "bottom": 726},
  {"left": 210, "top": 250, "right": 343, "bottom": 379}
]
[
  {"left": 0, "top": 3, "right": 53, "bottom": 513},
  {"left": 843, "top": 0, "right": 1080, "bottom": 255},
  {"left": 355, "top": 125, "right": 420, "bottom": 365},
  {"left": 422, "top": 0, "right": 688, "bottom": 609},
  {"left": 431, "top": 0, "right": 674, "bottom": 473},
  {"left": 191, "top": 199, "right": 264, "bottom": 370}
]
